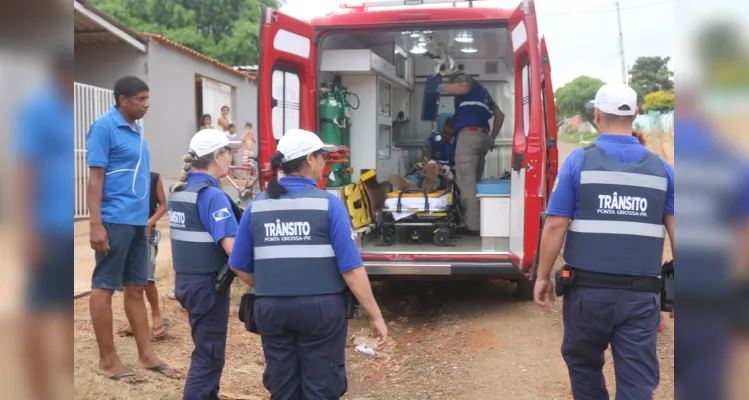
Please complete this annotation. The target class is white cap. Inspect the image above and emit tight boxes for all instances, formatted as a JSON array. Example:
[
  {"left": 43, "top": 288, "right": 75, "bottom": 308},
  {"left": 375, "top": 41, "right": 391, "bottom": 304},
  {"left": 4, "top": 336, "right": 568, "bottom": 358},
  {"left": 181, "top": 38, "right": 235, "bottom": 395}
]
[
  {"left": 585, "top": 83, "right": 638, "bottom": 116},
  {"left": 277, "top": 128, "right": 338, "bottom": 162},
  {"left": 190, "top": 129, "right": 242, "bottom": 157}
]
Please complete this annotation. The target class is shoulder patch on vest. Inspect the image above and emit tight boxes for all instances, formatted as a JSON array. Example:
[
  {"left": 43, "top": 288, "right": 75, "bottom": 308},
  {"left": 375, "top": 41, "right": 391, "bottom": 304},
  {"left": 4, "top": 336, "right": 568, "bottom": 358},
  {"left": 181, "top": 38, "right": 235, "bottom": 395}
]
[{"left": 212, "top": 207, "right": 232, "bottom": 222}]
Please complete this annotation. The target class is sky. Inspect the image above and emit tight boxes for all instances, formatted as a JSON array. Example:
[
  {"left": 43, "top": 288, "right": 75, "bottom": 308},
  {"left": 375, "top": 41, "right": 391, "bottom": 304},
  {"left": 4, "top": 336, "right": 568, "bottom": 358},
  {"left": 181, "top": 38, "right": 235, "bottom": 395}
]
[{"left": 278, "top": 0, "right": 675, "bottom": 91}]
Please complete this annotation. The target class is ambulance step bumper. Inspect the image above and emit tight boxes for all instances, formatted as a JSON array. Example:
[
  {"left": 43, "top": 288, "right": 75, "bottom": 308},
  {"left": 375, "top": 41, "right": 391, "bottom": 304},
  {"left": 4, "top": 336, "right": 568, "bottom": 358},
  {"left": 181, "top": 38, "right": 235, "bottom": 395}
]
[{"left": 363, "top": 261, "right": 523, "bottom": 277}]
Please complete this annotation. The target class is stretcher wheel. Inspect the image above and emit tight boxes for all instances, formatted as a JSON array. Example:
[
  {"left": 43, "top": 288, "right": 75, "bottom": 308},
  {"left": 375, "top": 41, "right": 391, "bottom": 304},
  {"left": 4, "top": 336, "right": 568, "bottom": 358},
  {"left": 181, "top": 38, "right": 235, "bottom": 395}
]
[
  {"left": 381, "top": 227, "right": 395, "bottom": 246},
  {"left": 433, "top": 228, "right": 451, "bottom": 247}
]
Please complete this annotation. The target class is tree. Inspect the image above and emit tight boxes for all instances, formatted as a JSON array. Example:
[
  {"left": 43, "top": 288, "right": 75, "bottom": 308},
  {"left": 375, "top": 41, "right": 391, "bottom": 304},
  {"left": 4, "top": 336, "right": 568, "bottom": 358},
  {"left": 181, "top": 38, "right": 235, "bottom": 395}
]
[
  {"left": 642, "top": 91, "right": 674, "bottom": 113},
  {"left": 91, "top": 0, "right": 284, "bottom": 66},
  {"left": 553, "top": 76, "right": 606, "bottom": 123},
  {"left": 628, "top": 56, "right": 674, "bottom": 105}
]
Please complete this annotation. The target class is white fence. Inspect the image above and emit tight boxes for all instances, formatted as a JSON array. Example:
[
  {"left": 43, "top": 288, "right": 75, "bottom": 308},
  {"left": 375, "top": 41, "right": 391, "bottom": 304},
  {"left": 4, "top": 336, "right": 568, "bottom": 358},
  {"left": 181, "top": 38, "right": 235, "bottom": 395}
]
[{"left": 74, "top": 82, "right": 115, "bottom": 219}]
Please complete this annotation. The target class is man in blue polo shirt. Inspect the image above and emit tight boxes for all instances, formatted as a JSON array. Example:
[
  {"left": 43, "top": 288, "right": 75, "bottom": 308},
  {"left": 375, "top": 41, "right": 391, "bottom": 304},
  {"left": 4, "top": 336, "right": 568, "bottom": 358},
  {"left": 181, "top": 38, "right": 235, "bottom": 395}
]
[
  {"left": 534, "top": 83, "right": 674, "bottom": 399},
  {"left": 87, "top": 76, "right": 179, "bottom": 382}
]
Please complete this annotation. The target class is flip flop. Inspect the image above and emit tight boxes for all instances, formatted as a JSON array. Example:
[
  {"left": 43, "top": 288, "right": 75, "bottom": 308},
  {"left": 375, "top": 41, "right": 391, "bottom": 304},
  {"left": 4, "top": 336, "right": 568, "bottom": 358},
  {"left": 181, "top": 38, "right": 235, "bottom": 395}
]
[
  {"left": 106, "top": 371, "right": 147, "bottom": 383},
  {"left": 117, "top": 325, "right": 134, "bottom": 338},
  {"left": 151, "top": 318, "right": 170, "bottom": 341},
  {"left": 145, "top": 364, "right": 181, "bottom": 379}
]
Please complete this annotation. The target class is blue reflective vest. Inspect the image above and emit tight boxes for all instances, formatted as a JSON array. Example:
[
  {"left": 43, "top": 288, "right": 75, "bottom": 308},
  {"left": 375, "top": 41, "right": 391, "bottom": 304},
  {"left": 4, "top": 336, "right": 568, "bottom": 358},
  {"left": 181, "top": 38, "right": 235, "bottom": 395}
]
[
  {"left": 453, "top": 81, "right": 495, "bottom": 132},
  {"left": 250, "top": 187, "right": 346, "bottom": 297},
  {"left": 563, "top": 145, "right": 668, "bottom": 277},
  {"left": 428, "top": 134, "right": 456, "bottom": 166},
  {"left": 168, "top": 181, "right": 242, "bottom": 275}
]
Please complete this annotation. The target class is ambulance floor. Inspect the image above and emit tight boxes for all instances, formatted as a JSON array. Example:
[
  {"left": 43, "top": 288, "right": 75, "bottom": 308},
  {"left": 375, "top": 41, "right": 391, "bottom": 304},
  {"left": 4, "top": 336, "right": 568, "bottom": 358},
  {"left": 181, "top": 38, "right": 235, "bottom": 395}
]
[{"left": 360, "top": 234, "right": 490, "bottom": 253}]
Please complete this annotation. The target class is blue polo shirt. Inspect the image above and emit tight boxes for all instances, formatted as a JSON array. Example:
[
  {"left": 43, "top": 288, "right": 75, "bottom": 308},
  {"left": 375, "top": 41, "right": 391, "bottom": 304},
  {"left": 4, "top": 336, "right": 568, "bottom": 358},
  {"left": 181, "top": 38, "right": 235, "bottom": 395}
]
[
  {"left": 229, "top": 176, "right": 363, "bottom": 274},
  {"left": 17, "top": 85, "right": 74, "bottom": 236},
  {"left": 547, "top": 134, "right": 675, "bottom": 218},
  {"left": 187, "top": 172, "right": 240, "bottom": 242},
  {"left": 87, "top": 105, "right": 151, "bottom": 226}
]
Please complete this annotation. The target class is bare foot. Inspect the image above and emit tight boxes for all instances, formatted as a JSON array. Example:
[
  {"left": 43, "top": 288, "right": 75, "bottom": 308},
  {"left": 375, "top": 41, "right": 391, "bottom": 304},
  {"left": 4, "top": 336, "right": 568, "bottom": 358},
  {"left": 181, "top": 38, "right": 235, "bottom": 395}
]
[
  {"left": 138, "top": 357, "right": 181, "bottom": 379},
  {"left": 97, "top": 360, "right": 148, "bottom": 383}
]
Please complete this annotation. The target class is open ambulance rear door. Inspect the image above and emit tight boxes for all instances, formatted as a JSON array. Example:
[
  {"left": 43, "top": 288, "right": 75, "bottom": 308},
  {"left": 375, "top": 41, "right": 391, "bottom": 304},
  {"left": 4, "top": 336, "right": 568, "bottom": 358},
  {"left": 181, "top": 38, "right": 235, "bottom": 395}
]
[
  {"left": 257, "top": 7, "right": 318, "bottom": 189},
  {"left": 540, "top": 36, "right": 559, "bottom": 202},
  {"left": 508, "top": 0, "right": 544, "bottom": 278}
]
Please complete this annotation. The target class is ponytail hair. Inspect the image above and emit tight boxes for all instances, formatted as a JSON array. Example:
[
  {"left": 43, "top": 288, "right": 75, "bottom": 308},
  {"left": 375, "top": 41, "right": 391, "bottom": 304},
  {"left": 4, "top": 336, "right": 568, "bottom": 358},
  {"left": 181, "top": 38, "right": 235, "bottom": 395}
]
[
  {"left": 266, "top": 151, "right": 288, "bottom": 199},
  {"left": 632, "top": 130, "right": 647, "bottom": 146},
  {"left": 266, "top": 149, "right": 326, "bottom": 199},
  {"left": 170, "top": 151, "right": 196, "bottom": 193}
]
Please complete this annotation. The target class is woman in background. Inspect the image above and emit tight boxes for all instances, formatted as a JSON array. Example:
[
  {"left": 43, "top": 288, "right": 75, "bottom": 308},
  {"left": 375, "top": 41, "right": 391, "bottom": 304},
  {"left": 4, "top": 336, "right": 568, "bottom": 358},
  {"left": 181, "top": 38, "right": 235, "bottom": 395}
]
[
  {"left": 217, "top": 105, "right": 233, "bottom": 132},
  {"left": 200, "top": 114, "right": 213, "bottom": 130}
]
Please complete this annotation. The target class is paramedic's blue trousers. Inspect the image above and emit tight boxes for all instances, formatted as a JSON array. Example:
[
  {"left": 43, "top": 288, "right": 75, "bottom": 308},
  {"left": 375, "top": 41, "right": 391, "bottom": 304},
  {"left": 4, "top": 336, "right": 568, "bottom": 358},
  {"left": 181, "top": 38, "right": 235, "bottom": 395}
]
[
  {"left": 255, "top": 294, "right": 348, "bottom": 400},
  {"left": 562, "top": 286, "right": 660, "bottom": 400},
  {"left": 175, "top": 273, "right": 231, "bottom": 400}
]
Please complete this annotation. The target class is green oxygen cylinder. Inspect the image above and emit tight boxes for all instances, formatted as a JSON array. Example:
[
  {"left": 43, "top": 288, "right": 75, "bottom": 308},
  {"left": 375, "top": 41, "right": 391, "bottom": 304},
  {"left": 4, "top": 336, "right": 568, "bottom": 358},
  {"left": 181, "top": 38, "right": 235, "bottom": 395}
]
[
  {"left": 319, "top": 84, "right": 345, "bottom": 187},
  {"left": 338, "top": 87, "right": 352, "bottom": 185}
]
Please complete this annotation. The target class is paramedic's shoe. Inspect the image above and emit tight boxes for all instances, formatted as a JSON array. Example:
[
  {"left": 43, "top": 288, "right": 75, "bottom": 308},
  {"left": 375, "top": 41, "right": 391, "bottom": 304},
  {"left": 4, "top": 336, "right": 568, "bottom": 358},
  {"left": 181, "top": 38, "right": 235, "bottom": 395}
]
[
  {"left": 423, "top": 162, "right": 439, "bottom": 193},
  {"left": 389, "top": 175, "right": 417, "bottom": 191}
]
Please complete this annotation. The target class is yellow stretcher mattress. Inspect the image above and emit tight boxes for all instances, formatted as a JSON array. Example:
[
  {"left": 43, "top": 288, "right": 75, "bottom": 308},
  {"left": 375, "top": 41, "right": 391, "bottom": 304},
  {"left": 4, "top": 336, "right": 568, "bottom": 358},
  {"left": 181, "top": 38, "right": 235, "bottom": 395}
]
[{"left": 383, "top": 193, "right": 450, "bottom": 221}]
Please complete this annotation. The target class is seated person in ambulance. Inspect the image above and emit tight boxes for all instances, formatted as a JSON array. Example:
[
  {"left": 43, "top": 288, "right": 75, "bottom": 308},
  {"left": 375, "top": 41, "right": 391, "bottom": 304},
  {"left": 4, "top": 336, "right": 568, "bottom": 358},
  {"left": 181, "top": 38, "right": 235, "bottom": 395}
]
[{"left": 389, "top": 117, "right": 456, "bottom": 193}]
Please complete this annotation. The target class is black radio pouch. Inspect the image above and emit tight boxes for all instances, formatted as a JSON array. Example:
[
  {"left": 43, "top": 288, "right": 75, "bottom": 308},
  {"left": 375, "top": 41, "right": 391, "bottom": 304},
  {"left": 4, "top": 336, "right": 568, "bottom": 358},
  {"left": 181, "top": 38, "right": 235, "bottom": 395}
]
[
  {"left": 344, "top": 288, "right": 360, "bottom": 320},
  {"left": 660, "top": 260, "right": 674, "bottom": 312},
  {"left": 212, "top": 263, "right": 236, "bottom": 293},
  {"left": 554, "top": 267, "right": 574, "bottom": 297},
  {"left": 238, "top": 293, "right": 259, "bottom": 334}
]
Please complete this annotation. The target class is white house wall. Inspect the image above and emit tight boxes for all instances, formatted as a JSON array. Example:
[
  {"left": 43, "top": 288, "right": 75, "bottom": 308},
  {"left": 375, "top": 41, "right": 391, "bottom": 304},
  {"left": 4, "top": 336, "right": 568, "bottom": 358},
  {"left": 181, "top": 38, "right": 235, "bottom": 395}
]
[
  {"left": 145, "top": 40, "right": 258, "bottom": 177},
  {"left": 74, "top": 43, "right": 148, "bottom": 90}
]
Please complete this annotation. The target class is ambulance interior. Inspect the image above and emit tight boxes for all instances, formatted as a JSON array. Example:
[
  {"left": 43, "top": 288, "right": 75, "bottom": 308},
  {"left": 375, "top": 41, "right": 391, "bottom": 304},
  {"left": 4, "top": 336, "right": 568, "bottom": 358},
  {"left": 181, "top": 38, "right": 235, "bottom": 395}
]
[{"left": 318, "top": 27, "right": 516, "bottom": 253}]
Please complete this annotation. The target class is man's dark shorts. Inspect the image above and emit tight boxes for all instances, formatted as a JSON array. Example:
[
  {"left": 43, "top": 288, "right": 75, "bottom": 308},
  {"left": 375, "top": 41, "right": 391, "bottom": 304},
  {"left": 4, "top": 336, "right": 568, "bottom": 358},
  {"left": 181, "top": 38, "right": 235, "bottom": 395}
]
[
  {"left": 27, "top": 233, "right": 74, "bottom": 312},
  {"left": 91, "top": 223, "right": 149, "bottom": 290}
]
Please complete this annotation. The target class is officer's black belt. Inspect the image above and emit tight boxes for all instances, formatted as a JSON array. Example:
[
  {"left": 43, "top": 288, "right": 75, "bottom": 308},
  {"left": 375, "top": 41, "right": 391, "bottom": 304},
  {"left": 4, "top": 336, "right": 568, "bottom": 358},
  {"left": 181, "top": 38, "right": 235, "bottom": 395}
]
[{"left": 560, "top": 266, "right": 662, "bottom": 293}]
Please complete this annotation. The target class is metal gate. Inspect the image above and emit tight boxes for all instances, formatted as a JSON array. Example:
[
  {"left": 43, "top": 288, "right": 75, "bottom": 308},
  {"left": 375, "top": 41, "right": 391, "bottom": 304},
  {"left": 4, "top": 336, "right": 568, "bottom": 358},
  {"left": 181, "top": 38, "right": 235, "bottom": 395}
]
[{"left": 74, "top": 82, "right": 114, "bottom": 219}]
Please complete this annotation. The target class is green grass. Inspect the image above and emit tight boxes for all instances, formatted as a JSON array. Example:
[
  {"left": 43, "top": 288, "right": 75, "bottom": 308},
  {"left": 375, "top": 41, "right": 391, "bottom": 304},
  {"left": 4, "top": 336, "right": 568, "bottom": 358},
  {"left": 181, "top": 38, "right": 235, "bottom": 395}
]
[{"left": 560, "top": 131, "right": 599, "bottom": 144}]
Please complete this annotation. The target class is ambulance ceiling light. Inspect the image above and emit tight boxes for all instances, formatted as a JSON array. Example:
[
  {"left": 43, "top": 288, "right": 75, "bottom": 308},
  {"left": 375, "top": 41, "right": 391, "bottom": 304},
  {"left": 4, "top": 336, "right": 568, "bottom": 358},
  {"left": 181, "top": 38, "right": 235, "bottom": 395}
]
[
  {"left": 455, "top": 31, "right": 473, "bottom": 43},
  {"left": 411, "top": 43, "right": 428, "bottom": 54},
  {"left": 410, "top": 31, "right": 421, "bottom": 38},
  {"left": 460, "top": 46, "right": 478, "bottom": 53}
]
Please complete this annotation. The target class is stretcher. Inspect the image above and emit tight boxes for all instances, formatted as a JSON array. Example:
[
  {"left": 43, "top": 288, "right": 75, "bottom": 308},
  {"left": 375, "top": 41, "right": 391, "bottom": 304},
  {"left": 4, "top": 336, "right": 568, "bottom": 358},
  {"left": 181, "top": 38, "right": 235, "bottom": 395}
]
[
  {"left": 377, "top": 184, "right": 461, "bottom": 247},
  {"left": 383, "top": 189, "right": 450, "bottom": 221}
]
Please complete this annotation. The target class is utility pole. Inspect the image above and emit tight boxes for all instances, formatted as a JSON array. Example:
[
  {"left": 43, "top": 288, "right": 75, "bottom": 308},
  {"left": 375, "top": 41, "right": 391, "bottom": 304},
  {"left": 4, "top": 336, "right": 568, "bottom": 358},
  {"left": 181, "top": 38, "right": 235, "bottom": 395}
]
[{"left": 616, "top": 2, "right": 627, "bottom": 84}]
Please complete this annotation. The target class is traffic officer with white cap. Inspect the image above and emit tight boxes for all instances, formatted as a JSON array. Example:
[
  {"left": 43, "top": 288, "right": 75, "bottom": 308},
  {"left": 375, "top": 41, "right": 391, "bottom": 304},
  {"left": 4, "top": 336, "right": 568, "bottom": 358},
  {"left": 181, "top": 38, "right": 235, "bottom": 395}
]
[
  {"left": 167, "top": 129, "right": 243, "bottom": 399},
  {"left": 228, "top": 129, "right": 388, "bottom": 399},
  {"left": 533, "top": 83, "right": 675, "bottom": 400}
]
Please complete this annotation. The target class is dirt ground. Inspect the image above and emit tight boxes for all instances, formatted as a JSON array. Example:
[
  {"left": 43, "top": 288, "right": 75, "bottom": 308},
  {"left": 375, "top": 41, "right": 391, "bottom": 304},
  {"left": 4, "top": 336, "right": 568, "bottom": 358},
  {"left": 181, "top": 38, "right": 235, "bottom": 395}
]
[{"left": 74, "top": 133, "right": 677, "bottom": 400}]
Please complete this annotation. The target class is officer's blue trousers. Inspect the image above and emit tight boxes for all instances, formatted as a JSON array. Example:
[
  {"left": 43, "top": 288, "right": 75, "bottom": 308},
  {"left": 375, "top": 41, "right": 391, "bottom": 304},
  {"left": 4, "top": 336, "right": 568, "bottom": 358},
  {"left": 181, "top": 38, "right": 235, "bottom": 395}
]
[
  {"left": 562, "top": 286, "right": 660, "bottom": 400},
  {"left": 255, "top": 294, "right": 348, "bottom": 400},
  {"left": 175, "top": 273, "right": 230, "bottom": 400}
]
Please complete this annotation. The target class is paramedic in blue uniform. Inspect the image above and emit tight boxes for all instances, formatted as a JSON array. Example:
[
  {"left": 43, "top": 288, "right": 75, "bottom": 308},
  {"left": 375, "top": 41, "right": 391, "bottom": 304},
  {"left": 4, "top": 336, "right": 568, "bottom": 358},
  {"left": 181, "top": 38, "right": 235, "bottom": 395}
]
[
  {"left": 533, "top": 83, "right": 675, "bottom": 400},
  {"left": 389, "top": 117, "right": 456, "bottom": 193},
  {"left": 228, "top": 128, "right": 389, "bottom": 400},
  {"left": 167, "top": 129, "right": 243, "bottom": 400},
  {"left": 440, "top": 72, "right": 505, "bottom": 235}
]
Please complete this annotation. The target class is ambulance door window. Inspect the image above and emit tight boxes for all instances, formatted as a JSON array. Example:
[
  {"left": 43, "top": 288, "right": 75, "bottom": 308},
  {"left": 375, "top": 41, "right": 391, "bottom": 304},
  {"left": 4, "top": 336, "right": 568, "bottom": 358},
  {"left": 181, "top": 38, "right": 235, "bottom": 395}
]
[
  {"left": 271, "top": 67, "right": 300, "bottom": 140},
  {"left": 522, "top": 61, "right": 530, "bottom": 138}
]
